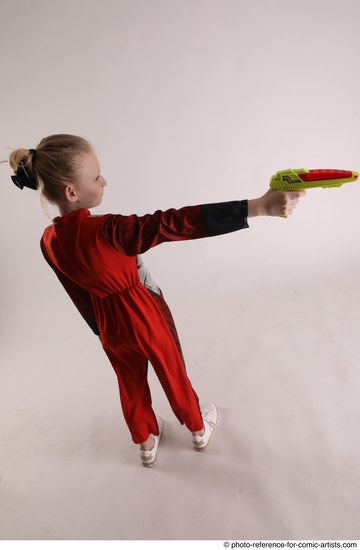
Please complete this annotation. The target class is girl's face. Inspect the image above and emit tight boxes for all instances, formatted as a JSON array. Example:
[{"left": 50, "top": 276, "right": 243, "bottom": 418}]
[{"left": 73, "top": 150, "right": 107, "bottom": 209}]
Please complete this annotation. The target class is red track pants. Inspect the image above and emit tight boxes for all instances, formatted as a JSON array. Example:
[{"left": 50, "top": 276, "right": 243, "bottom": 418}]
[{"left": 99, "top": 288, "right": 203, "bottom": 444}]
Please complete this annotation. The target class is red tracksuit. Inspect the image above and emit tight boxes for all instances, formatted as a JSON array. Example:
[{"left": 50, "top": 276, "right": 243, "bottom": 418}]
[{"left": 40, "top": 201, "right": 248, "bottom": 443}]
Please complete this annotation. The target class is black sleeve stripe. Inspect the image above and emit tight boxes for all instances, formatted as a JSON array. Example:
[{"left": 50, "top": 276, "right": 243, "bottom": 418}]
[{"left": 201, "top": 200, "right": 249, "bottom": 236}]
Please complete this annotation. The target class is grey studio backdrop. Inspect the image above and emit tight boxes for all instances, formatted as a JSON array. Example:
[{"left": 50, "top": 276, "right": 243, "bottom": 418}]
[{"left": 1, "top": 0, "right": 360, "bottom": 541}]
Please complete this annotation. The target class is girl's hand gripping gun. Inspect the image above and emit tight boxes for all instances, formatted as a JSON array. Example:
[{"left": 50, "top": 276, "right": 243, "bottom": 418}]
[{"left": 270, "top": 168, "right": 359, "bottom": 191}]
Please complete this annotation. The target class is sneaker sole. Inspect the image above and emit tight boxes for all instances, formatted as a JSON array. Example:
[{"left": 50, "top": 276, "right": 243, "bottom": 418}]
[{"left": 142, "top": 458, "right": 156, "bottom": 468}]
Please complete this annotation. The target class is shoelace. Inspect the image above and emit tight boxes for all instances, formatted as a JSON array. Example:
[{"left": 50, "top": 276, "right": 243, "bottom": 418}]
[{"left": 204, "top": 418, "right": 216, "bottom": 430}]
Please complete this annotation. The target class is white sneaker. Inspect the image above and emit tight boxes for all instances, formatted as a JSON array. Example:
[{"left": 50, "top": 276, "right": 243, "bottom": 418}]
[
  {"left": 192, "top": 402, "right": 218, "bottom": 452},
  {"left": 140, "top": 416, "right": 164, "bottom": 468}
]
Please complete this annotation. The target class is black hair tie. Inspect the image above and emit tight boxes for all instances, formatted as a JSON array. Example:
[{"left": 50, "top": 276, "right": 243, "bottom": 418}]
[{"left": 11, "top": 157, "right": 38, "bottom": 191}]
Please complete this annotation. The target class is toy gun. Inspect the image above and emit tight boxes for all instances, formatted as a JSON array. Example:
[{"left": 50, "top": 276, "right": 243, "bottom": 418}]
[{"left": 270, "top": 168, "right": 359, "bottom": 191}]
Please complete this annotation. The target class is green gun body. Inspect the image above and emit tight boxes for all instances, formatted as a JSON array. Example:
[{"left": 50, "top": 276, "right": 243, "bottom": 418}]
[{"left": 270, "top": 168, "right": 359, "bottom": 191}]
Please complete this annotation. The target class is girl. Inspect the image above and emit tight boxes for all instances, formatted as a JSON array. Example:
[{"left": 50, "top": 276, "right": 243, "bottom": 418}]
[{"left": 9, "top": 134, "right": 303, "bottom": 467}]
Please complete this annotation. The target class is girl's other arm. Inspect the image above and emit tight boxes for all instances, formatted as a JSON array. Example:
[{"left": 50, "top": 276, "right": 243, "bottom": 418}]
[{"left": 40, "top": 239, "right": 100, "bottom": 335}]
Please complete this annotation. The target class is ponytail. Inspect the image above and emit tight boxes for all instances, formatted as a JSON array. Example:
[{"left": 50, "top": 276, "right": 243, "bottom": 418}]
[{"left": 9, "top": 134, "right": 92, "bottom": 210}]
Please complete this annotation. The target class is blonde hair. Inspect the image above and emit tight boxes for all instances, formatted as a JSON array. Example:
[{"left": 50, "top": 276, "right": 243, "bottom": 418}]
[{"left": 9, "top": 134, "right": 92, "bottom": 211}]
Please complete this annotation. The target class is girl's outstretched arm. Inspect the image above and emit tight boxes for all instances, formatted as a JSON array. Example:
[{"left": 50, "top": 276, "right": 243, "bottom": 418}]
[
  {"left": 102, "top": 201, "right": 249, "bottom": 255},
  {"left": 102, "top": 192, "right": 304, "bottom": 256}
]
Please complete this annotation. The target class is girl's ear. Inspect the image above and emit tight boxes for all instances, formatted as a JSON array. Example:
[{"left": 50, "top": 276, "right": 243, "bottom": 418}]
[{"left": 63, "top": 184, "right": 78, "bottom": 203}]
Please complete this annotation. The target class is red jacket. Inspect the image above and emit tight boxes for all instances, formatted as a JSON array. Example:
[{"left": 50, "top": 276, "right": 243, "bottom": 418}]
[{"left": 40, "top": 201, "right": 248, "bottom": 335}]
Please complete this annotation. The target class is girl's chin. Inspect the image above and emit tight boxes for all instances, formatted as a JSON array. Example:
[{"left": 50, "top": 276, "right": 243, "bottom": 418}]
[{"left": 90, "top": 198, "right": 103, "bottom": 208}]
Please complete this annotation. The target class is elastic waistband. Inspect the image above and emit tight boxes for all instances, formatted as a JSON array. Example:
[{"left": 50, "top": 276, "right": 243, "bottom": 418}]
[{"left": 94, "top": 282, "right": 142, "bottom": 301}]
